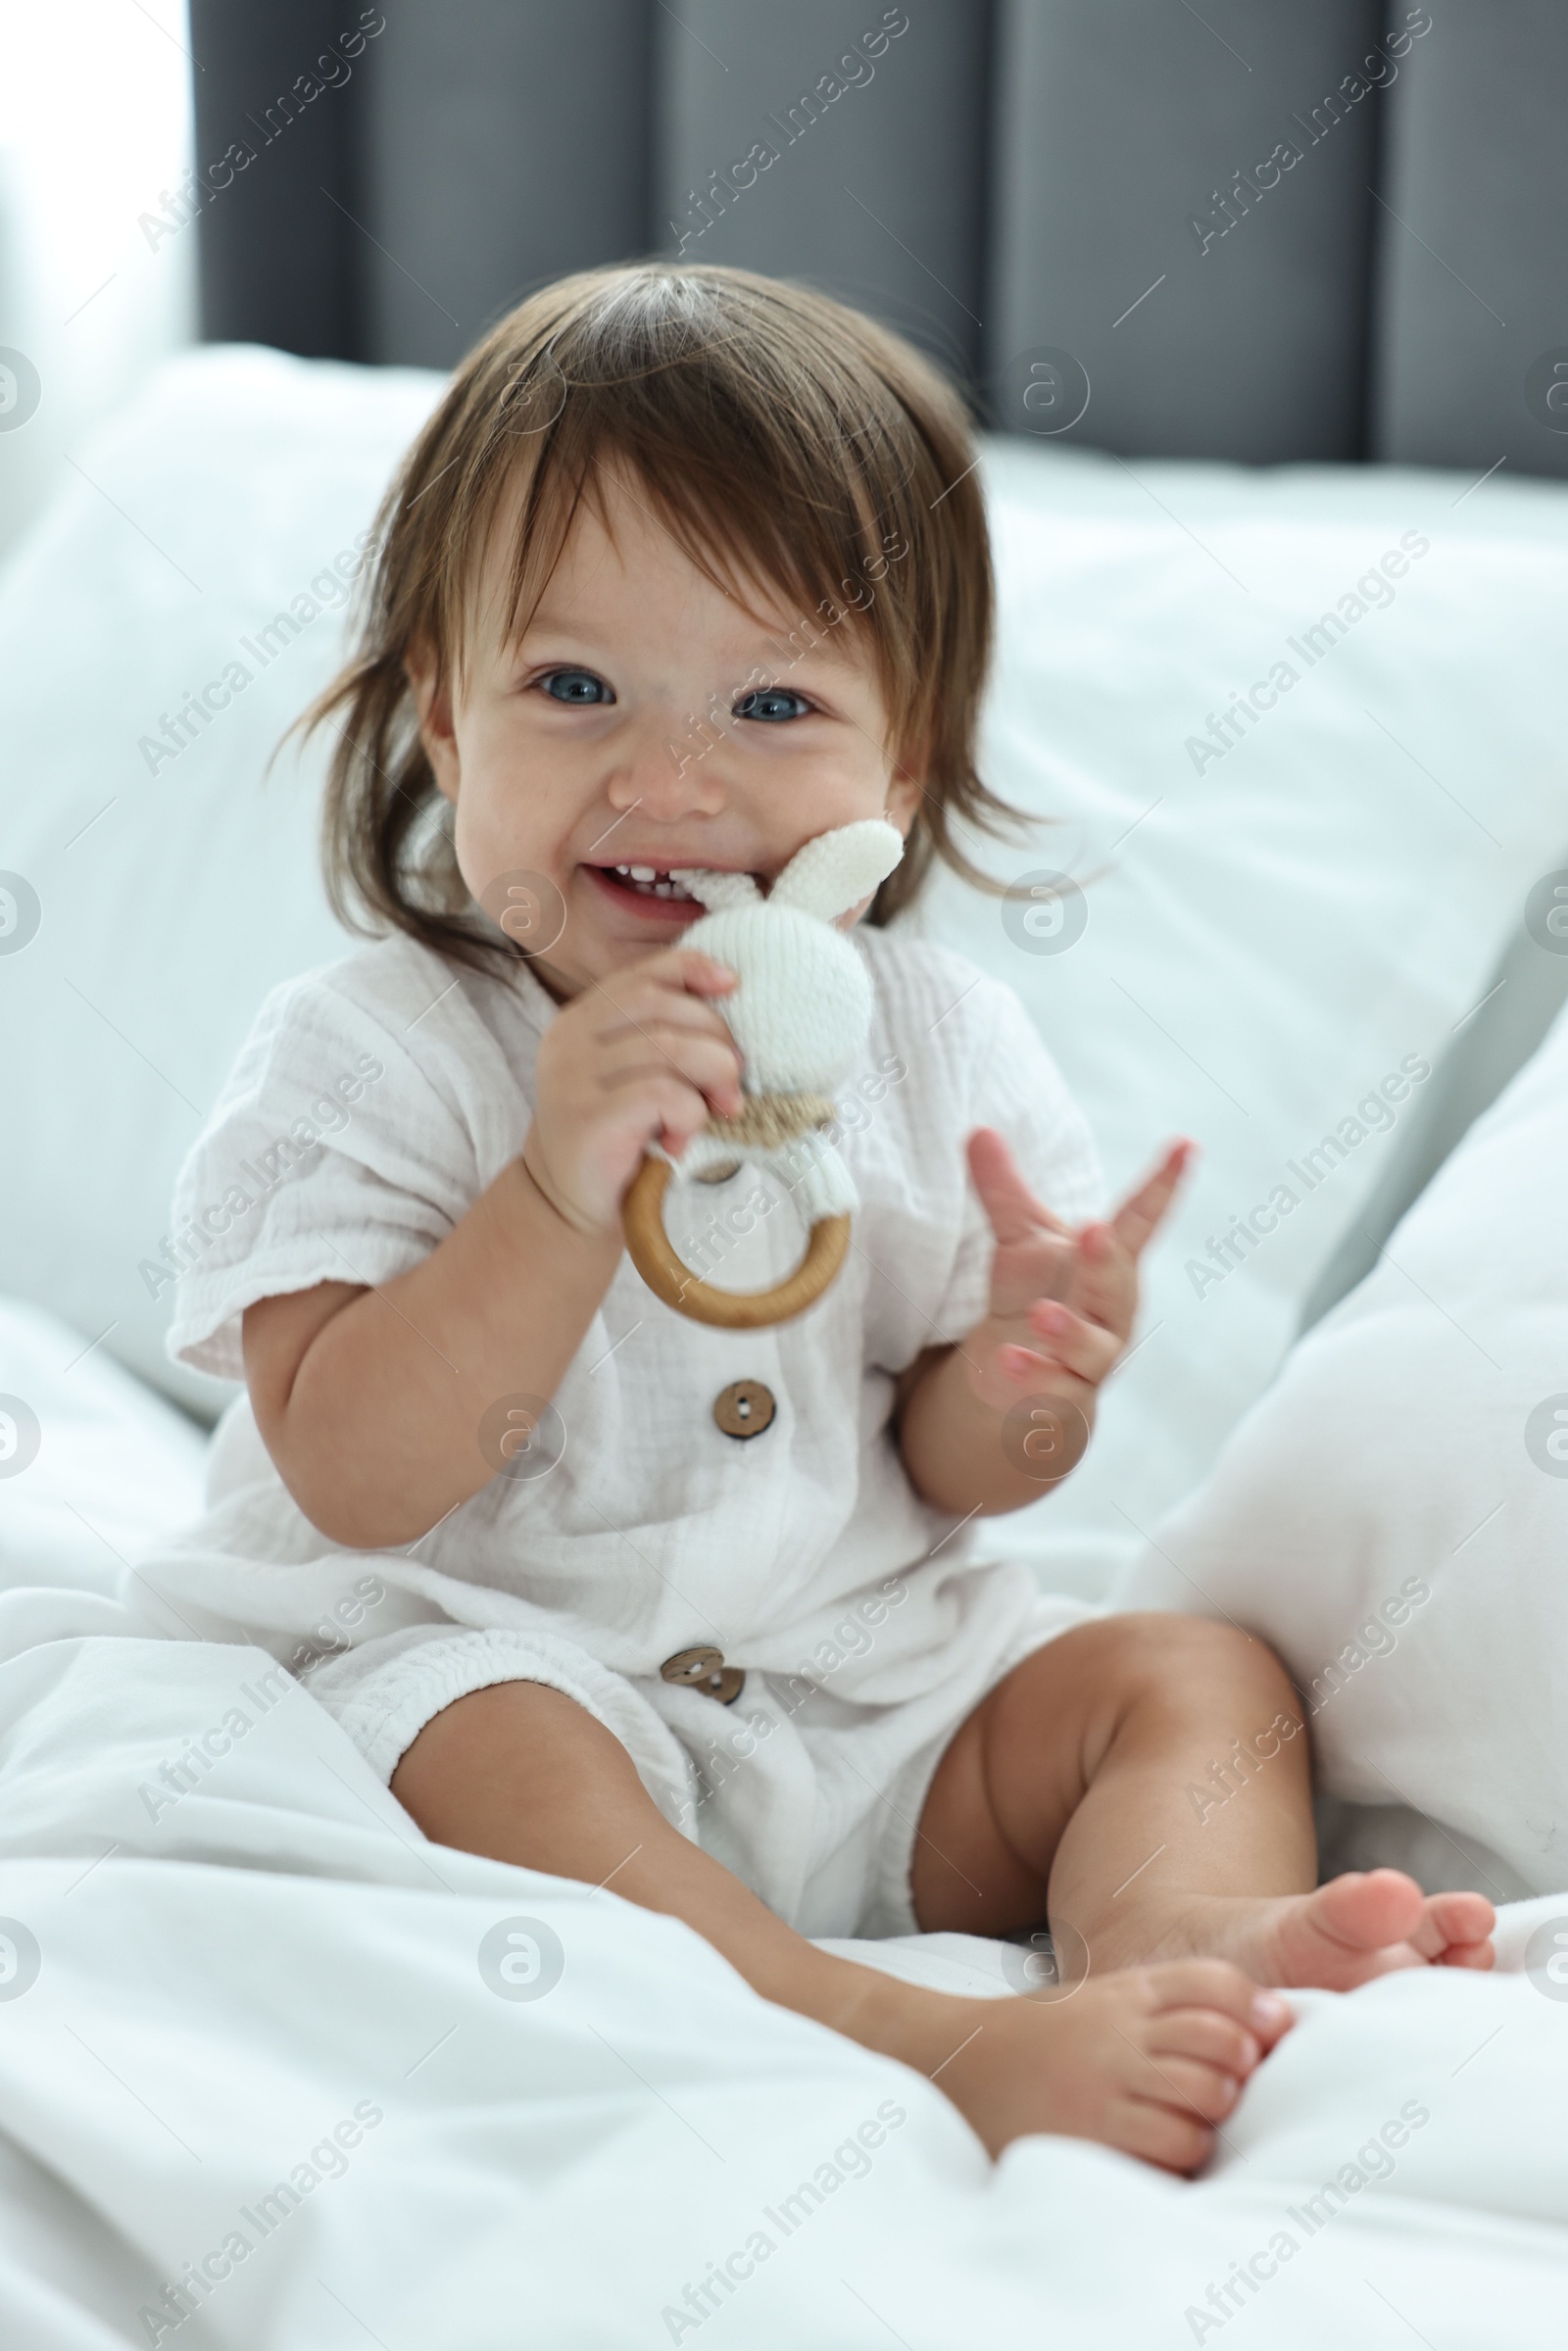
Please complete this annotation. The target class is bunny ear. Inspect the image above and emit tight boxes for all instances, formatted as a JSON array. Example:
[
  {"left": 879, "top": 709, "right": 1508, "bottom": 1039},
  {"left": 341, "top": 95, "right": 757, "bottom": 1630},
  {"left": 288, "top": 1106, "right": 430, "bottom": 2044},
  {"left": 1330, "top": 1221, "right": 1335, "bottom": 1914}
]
[
  {"left": 768, "top": 819, "right": 906, "bottom": 921},
  {"left": 669, "top": 867, "right": 762, "bottom": 914}
]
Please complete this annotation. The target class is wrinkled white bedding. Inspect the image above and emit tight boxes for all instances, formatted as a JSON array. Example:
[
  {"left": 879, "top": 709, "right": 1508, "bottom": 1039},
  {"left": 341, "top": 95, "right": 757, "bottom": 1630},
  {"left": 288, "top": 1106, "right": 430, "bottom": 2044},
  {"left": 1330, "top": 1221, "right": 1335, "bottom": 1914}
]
[
  {"left": 0, "top": 1298, "right": 1565, "bottom": 2337},
  {"left": 0, "top": 1622, "right": 1564, "bottom": 2346}
]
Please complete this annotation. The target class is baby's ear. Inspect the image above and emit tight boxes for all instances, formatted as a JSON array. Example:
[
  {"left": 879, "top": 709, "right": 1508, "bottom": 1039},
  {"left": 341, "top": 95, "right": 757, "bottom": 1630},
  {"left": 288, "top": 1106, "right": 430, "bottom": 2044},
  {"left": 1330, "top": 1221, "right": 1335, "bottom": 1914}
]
[
  {"left": 769, "top": 819, "right": 906, "bottom": 921},
  {"left": 405, "top": 635, "right": 461, "bottom": 804}
]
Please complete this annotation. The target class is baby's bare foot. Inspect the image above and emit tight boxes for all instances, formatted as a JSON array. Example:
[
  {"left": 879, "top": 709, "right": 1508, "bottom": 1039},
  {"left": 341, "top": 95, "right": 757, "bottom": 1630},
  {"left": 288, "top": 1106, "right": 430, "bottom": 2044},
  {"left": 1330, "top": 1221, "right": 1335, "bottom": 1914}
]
[
  {"left": 872, "top": 1961, "right": 1291, "bottom": 2172},
  {"left": 1157, "top": 1869, "right": 1495, "bottom": 1989}
]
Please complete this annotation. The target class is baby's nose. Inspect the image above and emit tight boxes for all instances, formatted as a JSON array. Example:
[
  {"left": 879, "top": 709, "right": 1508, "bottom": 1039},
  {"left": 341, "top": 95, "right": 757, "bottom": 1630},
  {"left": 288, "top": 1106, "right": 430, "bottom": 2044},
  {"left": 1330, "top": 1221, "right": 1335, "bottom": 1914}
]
[{"left": 605, "top": 715, "right": 727, "bottom": 819}]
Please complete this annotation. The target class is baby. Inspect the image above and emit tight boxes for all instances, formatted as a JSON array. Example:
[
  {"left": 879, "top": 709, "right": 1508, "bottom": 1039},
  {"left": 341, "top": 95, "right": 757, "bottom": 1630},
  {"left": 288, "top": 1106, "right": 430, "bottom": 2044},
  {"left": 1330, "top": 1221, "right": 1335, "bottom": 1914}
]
[{"left": 161, "top": 263, "right": 1493, "bottom": 2171}]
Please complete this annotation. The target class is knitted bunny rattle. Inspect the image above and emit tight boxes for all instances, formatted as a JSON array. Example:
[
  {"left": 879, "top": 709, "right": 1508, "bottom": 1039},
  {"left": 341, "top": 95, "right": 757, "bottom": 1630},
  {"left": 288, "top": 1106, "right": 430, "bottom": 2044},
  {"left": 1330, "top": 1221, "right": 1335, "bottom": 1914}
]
[{"left": 620, "top": 817, "right": 906, "bottom": 1327}]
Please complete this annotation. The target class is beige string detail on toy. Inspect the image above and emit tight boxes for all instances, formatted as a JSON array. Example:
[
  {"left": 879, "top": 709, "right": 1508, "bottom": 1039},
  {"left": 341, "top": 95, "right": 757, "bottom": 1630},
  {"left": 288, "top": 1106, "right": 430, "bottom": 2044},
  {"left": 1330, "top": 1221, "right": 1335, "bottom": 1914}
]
[{"left": 619, "top": 817, "right": 906, "bottom": 1328}]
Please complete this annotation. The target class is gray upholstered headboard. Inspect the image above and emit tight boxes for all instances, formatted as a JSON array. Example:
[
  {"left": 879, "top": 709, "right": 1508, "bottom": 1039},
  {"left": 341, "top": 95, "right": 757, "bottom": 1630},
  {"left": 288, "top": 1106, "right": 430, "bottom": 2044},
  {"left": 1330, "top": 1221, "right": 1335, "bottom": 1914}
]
[{"left": 188, "top": 0, "right": 1568, "bottom": 478}]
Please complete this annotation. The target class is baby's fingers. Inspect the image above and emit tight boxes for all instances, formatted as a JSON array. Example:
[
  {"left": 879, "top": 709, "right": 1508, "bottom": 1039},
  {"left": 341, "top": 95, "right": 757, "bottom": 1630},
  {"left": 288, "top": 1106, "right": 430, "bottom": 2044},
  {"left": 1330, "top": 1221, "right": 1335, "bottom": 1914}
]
[
  {"left": 1024, "top": 1300, "right": 1121, "bottom": 1385},
  {"left": 1070, "top": 1221, "right": 1140, "bottom": 1338},
  {"left": 967, "top": 1127, "right": 1072, "bottom": 1245},
  {"left": 599, "top": 1031, "right": 742, "bottom": 1119},
  {"left": 1111, "top": 1140, "right": 1196, "bottom": 1260}
]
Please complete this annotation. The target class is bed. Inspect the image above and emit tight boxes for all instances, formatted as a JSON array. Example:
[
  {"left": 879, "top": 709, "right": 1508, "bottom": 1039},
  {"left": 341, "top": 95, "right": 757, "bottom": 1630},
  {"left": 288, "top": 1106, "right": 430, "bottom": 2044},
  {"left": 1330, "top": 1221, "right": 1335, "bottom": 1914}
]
[{"left": 1, "top": 346, "right": 1565, "bottom": 2342}]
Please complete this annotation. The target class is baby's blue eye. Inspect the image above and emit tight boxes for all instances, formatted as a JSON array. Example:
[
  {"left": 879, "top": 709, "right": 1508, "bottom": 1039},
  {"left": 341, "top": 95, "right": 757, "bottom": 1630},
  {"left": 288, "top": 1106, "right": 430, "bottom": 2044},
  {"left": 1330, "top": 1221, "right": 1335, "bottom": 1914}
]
[
  {"left": 541, "top": 668, "right": 612, "bottom": 705},
  {"left": 734, "top": 686, "right": 810, "bottom": 723}
]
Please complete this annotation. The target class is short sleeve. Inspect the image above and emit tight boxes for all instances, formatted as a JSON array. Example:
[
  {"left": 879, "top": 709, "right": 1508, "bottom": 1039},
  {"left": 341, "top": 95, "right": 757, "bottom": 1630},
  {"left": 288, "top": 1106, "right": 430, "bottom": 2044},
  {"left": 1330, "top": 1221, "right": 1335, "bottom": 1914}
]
[
  {"left": 933, "top": 974, "right": 1105, "bottom": 1342},
  {"left": 163, "top": 946, "right": 503, "bottom": 1381}
]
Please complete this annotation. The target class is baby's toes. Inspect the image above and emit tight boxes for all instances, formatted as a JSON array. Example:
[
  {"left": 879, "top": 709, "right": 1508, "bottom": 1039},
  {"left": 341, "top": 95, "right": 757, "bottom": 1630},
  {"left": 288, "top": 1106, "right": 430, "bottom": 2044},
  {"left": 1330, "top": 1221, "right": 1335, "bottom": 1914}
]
[
  {"left": 1440, "top": 1938, "right": 1496, "bottom": 1971},
  {"left": 1313, "top": 1866, "right": 1426, "bottom": 1953},
  {"left": 1119, "top": 2095, "right": 1215, "bottom": 2177},
  {"left": 1133, "top": 2049, "right": 1245, "bottom": 2125},
  {"left": 1138, "top": 1957, "right": 1294, "bottom": 2052},
  {"left": 1422, "top": 1890, "right": 1495, "bottom": 1966},
  {"left": 1150, "top": 2006, "right": 1262, "bottom": 2087}
]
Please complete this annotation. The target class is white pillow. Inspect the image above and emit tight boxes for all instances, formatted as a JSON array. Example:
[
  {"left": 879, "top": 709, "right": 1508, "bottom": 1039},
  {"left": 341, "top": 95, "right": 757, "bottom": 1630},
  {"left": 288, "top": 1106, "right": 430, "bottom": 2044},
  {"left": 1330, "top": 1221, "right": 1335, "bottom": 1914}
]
[
  {"left": 1117, "top": 992, "right": 1568, "bottom": 1899},
  {"left": 934, "top": 443, "right": 1568, "bottom": 1595},
  {"left": 0, "top": 1296, "right": 207, "bottom": 1598},
  {"left": 0, "top": 347, "right": 443, "bottom": 1413},
  {"left": 3, "top": 341, "right": 1567, "bottom": 1506}
]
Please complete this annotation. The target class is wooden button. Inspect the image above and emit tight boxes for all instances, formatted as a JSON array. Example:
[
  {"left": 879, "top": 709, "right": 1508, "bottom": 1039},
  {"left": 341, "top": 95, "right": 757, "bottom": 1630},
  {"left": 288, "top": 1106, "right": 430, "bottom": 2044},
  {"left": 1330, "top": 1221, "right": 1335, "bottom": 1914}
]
[
  {"left": 660, "top": 1646, "right": 745, "bottom": 1704},
  {"left": 712, "top": 1380, "right": 775, "bottom": 1441}
]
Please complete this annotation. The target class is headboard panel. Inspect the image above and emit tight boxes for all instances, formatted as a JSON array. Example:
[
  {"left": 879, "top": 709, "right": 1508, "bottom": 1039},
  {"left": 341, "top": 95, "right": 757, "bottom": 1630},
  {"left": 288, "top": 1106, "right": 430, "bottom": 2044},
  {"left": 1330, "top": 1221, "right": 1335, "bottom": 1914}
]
[
  {"left": 1372, "top": 1, "right": 1568, "bottom": 470},
  {"left": 187, "top": 0, "right": 1568, "bottom": 478},
  {"left": 990, "top": 0, "right": 1385, "bottom": 462}
]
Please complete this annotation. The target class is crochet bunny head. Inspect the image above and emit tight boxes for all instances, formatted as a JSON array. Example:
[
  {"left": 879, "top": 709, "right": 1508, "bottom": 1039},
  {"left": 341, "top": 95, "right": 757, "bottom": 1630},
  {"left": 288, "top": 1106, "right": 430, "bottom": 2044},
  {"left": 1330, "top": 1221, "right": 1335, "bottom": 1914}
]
[{"left": 672, "top": 819, "right": 905, "bottom": 1096}]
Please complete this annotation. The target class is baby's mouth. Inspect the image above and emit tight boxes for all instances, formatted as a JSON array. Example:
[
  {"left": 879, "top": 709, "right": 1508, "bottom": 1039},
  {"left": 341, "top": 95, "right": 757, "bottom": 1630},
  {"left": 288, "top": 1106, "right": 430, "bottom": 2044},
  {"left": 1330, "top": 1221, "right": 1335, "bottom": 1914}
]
[
  {"left": 592, "top": 861, "right": 701, "bottom": 904},
  {"left": 585, "top": 856, "right": 770, "bottom": 907}
]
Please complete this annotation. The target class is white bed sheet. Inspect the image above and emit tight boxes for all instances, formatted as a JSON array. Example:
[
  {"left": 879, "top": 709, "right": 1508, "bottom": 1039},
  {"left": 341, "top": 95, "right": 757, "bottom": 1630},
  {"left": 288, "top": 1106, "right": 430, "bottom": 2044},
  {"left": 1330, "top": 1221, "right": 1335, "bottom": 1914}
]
[
  {"left": 0, "top": 1629, "right": 1565, "bottom": 2349},
  {"left": 0, "top": 1305, "right": 1565, "bottom": 2341}
]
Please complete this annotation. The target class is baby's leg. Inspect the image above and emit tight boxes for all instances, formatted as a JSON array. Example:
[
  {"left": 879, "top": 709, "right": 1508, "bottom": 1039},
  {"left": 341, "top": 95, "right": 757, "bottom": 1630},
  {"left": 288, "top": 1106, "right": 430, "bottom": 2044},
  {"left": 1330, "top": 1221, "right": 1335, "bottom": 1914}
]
[
  {"left": 915, "top": 1614, "right": 1494, "bottom": 1985},
  {"left": 390, "top": 1679, "right": 1290, "bottom": 2170}
]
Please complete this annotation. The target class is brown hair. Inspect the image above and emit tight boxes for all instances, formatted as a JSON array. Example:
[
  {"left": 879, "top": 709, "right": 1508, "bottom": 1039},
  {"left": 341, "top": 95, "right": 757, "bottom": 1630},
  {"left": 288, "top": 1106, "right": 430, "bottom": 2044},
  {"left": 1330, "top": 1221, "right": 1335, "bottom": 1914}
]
[{"left": 306, "top": 261, "right": 1025, "bottom": 969}]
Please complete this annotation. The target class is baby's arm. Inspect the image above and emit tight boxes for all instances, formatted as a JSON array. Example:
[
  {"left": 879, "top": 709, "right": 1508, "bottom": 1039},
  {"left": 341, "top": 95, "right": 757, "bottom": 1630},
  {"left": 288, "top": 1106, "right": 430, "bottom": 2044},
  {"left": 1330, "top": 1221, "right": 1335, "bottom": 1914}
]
[
  {"left": 244, "top": 947, "right": 741, "bottom": 1548},
  {"left": 896, "top": 1128, "right": 1189, "bottom": 1517}
]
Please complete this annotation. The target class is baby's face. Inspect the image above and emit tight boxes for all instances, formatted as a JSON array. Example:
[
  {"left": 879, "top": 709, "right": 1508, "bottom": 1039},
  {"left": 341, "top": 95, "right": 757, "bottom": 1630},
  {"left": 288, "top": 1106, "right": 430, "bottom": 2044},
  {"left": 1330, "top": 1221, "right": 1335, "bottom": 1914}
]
[{"left": 410, "top": 468, "right": 919, "bottom": 995}]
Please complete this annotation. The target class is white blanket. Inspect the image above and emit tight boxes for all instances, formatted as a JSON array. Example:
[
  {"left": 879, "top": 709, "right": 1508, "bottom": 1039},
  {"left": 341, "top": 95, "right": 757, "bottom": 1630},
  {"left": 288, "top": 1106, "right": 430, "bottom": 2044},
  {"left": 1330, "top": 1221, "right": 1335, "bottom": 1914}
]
[{"left": 0, "top": 1623, "right": 1565, "bottom": 2346}]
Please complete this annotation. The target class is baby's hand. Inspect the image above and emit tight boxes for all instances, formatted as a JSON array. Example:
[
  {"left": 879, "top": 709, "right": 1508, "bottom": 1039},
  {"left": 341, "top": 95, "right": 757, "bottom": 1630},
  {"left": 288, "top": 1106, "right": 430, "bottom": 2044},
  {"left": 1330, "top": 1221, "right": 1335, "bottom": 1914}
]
[
  {"left": 960, "top": 1127, "right": 1193, "bottom": 1420},
  {"left": 524, "top": 949, "right": 742, "bottom": 1235}
]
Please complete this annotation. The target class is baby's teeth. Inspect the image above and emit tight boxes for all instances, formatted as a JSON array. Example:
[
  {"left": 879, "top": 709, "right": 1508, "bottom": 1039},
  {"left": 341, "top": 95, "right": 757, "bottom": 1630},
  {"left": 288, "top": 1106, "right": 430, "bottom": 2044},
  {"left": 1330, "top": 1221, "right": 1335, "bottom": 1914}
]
[{"left": 599, "top": 860, "right": 696, "bottom": 901}]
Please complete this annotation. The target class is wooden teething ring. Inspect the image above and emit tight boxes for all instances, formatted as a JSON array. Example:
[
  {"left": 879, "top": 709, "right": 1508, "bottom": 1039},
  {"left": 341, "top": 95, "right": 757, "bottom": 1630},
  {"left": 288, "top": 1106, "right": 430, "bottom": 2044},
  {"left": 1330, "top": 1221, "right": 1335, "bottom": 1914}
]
[{"left": 621, "top": 1156, "right": 850, "bottom": 1329}]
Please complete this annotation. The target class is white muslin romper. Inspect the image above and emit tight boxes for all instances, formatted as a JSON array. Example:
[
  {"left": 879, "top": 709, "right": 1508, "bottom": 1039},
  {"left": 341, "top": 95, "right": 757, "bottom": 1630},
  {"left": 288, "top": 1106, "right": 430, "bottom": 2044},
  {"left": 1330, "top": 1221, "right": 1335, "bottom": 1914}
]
[{"left": 142, "top": 926, "right": 1106, "bottom": 1938}]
